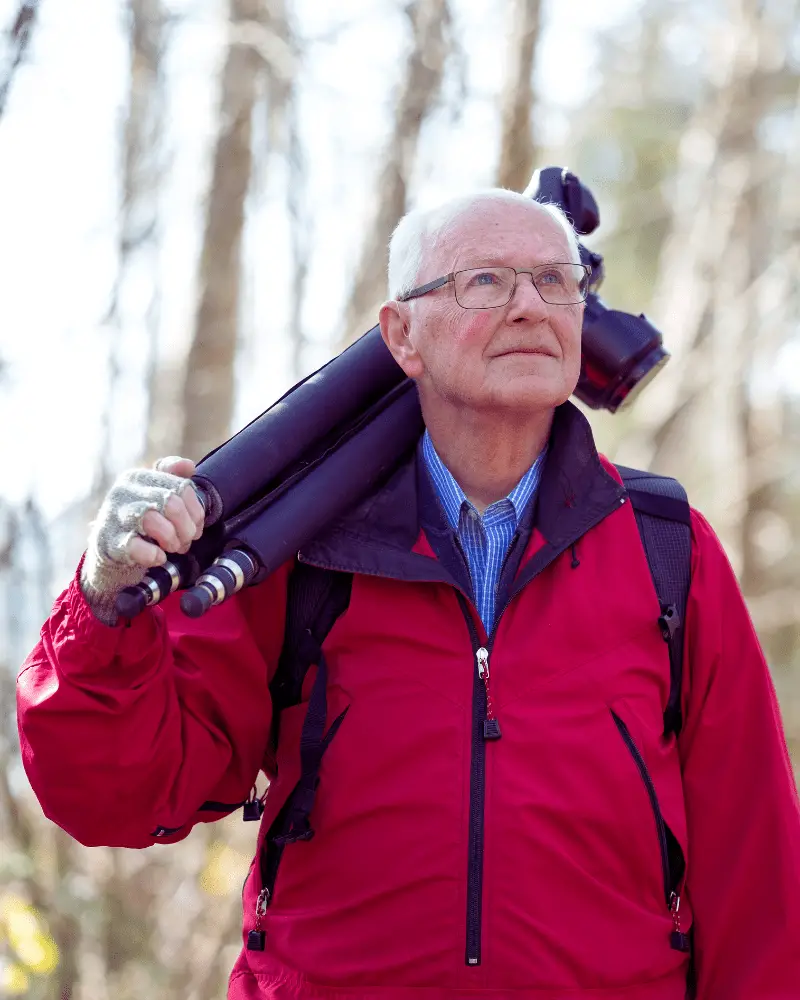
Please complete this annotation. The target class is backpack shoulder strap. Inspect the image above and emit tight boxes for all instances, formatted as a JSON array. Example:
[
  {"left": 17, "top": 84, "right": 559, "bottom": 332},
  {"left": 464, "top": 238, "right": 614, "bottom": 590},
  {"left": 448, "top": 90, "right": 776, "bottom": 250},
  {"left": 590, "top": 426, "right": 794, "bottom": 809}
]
[
  {"left": 270, "top": 561, "right": 353, "bottom": 715},
  {"left": 616, "top": 465, "right": 692, "bottom": 738},
  {"left": 248, "top": 563, "right": 353, "bottom": 902}
]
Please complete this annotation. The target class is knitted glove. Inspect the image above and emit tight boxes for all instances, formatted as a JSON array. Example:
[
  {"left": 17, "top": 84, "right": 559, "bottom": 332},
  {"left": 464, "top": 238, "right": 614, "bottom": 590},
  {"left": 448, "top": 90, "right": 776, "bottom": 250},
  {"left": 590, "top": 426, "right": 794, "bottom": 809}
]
[{"left": 80, "top": 461, "right": 193, "bottom": 626}]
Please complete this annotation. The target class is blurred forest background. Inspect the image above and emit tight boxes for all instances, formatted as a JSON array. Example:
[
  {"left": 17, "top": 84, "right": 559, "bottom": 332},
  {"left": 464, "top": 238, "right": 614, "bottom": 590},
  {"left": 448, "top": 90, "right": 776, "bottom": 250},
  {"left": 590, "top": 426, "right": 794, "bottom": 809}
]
[{"left": 1, "top": 0, "right": 798, "bottom": 996}]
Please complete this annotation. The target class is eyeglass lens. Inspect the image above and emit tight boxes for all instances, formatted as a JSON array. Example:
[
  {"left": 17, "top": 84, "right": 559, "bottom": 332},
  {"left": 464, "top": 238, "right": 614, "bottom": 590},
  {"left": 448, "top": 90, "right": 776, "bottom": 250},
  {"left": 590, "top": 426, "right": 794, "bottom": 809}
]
[{"left": 454, "top": 265, "right": 588, "bottom": 307}]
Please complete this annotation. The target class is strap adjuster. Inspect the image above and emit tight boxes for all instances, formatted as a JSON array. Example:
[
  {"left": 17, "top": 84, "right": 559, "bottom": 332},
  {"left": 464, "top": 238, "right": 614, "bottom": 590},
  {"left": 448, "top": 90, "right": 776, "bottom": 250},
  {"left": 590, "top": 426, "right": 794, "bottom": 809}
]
[
  {"left": 272, "top": 780, "right": 319, "bottom": 845},
  {"left": 273, "top": 825, "right": 315, "bottom": 846},
  {"left": 658, "top": 603, "right": 680, "bottom": 642}
]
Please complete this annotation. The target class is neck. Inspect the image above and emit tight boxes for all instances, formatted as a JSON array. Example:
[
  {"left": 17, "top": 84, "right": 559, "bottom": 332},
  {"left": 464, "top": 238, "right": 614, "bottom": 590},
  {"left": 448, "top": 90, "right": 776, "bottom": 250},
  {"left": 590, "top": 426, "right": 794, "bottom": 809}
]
[{"left": 424, "top": 404, "right": 554, "bottom": 513}]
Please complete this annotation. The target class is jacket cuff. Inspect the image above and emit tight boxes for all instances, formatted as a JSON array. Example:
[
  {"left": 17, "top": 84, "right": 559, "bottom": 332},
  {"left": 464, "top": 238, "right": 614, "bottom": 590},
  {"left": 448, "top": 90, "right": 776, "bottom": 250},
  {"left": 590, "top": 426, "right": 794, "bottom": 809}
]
[{"left": 54, "top": 558, "right": 164, "bottom": 673}]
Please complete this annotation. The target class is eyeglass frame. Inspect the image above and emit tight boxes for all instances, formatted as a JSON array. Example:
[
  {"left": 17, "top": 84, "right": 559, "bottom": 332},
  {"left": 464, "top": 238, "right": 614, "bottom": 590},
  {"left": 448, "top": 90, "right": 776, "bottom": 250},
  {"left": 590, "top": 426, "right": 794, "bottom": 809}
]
[{"left": 396, "top": 263, "right": 592, "bottom": 308}]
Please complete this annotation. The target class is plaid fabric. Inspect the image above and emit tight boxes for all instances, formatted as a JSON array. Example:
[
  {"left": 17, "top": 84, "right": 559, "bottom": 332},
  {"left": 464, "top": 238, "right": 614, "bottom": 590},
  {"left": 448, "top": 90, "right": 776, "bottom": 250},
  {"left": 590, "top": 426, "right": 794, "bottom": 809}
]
[{"left": 422, "top": 431, "right": 545, "bottom": 633}]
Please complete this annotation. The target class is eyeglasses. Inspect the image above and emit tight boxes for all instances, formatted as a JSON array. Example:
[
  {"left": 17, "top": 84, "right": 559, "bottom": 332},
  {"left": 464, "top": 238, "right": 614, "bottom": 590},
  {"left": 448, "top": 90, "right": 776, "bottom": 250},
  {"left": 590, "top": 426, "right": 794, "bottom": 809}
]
[{"left": 397, "top": 263, "right": 591, "bottom": 308}]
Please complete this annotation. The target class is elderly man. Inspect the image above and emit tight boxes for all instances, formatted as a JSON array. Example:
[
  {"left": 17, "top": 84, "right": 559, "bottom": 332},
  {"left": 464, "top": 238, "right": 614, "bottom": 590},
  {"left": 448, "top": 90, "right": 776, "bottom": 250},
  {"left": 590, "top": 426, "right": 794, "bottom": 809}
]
[{"left": 17, "top": 190, "right": 800, "bottom": 1000}]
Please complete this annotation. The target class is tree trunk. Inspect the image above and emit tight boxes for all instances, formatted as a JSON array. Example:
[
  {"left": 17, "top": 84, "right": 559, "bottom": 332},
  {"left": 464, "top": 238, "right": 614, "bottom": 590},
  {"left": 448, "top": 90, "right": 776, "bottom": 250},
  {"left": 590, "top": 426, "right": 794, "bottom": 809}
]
[
  {"left": 339, "top": 0, "right": 451, "bottom": 345},
  {"left": 737, "top": 61, "right": 800, "bottom": 664},
  {"left": 179, "top": 0, "right": 269, "bottom": 461},
  {"left": 624, "top": 0, "right": 789, "bottom": 537},
  {"left": 93, "top": 0, "right": 168, "bottom": 490},
  {"left": 259, "top": 0, "right": 308, "bottom": 379},
  {"left": 621, "top": 0, "right": 800, "bottom": 680},
  {"left": 0, "top": 1, "right": 40, "bottom": 119},
  {"left": 495, "top": 0, "right": 542, "bottom": 192}
]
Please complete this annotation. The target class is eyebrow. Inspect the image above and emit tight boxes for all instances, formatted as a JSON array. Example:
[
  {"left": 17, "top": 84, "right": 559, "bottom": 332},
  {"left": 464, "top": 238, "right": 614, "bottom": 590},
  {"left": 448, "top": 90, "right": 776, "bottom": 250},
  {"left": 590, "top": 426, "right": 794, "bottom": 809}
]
[{"left": 455, "top": 250, "right": 569, "bottom": 269}]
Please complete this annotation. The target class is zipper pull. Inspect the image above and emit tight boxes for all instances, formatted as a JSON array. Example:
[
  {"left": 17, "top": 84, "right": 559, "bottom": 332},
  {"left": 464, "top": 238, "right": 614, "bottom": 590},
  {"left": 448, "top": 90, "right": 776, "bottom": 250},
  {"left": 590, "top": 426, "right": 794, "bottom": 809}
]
[
  {"left": 669, "top": 892, "right": 691, "bottom": 952},
  {"left": 476, "top": 647, "right": 502, "bottom": 740},
  {"left": 247, "top": 888, "right": 270, "bottom": 951}
]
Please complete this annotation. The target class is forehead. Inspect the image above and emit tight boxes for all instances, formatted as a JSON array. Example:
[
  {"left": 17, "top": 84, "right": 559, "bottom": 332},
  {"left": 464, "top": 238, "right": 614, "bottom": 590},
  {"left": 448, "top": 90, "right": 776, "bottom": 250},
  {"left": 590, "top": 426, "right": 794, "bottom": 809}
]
[{"left": 430, "top": 200, "right": 570, "bottom": 272}]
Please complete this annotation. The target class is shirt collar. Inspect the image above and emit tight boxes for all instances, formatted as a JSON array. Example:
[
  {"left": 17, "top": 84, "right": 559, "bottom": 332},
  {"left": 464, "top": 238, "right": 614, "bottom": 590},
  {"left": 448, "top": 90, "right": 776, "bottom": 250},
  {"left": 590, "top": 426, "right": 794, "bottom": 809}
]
[{"left": 422, "top": 429, "right": 546, "bottom": 533}]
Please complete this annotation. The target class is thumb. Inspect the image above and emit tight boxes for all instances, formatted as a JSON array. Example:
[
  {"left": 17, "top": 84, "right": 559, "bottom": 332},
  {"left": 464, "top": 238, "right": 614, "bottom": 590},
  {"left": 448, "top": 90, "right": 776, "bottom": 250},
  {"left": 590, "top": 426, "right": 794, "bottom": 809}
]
[{"left": 154, "top": 455, "right": 197, "bottom": 478}]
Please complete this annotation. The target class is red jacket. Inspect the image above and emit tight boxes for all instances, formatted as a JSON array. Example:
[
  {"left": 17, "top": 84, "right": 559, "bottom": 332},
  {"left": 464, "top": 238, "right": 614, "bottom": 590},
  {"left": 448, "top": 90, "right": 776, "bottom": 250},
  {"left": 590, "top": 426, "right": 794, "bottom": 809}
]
[{"left": 17, "top": 404, "right": 800, "bottom": 999}]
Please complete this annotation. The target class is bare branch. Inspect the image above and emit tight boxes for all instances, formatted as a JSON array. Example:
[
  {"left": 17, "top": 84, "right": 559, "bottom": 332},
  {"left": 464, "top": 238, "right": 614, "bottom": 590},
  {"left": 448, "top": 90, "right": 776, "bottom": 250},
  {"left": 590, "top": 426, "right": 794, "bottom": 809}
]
[
  {"left": 254, "top": 0, "right": 310, "bottom": 379},
  {"left": 339, "top": 0, "right": 452, "bottom": 345},
  {"left": 495, "top": 0, "right": 542, "bottom": 192},
  {"left": 179, "top": 0, "right": 278, "bottom": 461},
  {"left": 286, "top": 92, "right": 310, "bottom": 378},
  {"left": 627, "top": 2, "right": 798, "bottom": 467},
  {"left": 96, "top": 0, "right": 170, "bottom": 487}
]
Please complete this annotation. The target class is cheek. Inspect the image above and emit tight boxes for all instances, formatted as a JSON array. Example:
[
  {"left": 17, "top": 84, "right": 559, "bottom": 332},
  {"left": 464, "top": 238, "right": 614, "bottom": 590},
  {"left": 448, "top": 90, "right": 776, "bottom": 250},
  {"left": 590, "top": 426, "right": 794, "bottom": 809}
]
[
  {"left": 449, "top": 311, "right": 498, "bottom": 351},
  {"left": 558, "top": 311, "right": 583, "bottom": 360},
  {"left": 419, "top": 308, "right": 499, "bottom": 382}
]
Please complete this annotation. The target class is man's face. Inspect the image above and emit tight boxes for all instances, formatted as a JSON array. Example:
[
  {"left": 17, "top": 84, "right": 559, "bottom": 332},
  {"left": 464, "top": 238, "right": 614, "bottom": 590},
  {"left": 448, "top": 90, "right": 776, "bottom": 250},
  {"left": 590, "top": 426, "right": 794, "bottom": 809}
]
[{"left": 386, "top": 202, "right": 584, "bottom": 416}]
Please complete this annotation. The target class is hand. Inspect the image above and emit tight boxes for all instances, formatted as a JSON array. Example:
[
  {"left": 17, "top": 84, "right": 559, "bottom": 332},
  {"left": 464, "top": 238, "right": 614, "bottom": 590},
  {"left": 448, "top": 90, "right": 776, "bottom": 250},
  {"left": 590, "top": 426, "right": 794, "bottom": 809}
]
[{"left": 79, "top": 455, "right": 205, "bottom": 624}]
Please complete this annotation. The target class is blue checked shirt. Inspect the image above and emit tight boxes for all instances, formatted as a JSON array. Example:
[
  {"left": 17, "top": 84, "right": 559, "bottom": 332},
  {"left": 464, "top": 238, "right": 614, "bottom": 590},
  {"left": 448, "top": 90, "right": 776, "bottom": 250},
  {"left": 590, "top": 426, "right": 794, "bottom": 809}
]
[{"left": 422, "top": 431, "right": 546, "bottom": 634}]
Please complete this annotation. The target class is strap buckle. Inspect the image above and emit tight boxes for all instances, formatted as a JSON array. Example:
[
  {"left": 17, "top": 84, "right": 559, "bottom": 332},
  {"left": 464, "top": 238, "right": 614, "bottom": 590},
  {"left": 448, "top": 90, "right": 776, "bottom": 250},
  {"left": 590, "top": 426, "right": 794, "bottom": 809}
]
[{"left": 658, "top": 603, "right": 680, "bottom": 642}]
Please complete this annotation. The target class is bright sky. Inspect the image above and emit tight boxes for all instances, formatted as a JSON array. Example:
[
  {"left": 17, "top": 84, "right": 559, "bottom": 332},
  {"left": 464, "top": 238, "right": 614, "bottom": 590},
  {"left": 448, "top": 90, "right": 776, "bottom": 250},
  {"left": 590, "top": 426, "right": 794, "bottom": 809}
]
[{"left": 0, "top": 0, "right": 638, "bottom": 519}]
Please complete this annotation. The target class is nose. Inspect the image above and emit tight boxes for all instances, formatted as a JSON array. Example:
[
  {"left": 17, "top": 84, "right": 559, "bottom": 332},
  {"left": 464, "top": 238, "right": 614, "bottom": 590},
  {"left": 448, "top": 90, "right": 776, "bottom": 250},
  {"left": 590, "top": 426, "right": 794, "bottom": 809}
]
[{"left": 506, "top": 272, "right": 549, "bottom": 323}]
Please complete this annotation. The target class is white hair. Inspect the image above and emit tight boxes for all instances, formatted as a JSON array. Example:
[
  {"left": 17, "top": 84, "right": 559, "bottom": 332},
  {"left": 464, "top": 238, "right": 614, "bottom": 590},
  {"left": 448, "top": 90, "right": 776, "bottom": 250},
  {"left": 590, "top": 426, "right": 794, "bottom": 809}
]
[{"left": 387, "top": 188, "right": 582, "bottom": 300}]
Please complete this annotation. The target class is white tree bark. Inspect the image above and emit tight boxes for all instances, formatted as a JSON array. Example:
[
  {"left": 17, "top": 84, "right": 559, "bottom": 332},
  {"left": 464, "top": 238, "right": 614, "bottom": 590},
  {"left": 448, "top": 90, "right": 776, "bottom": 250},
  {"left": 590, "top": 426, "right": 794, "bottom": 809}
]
[
  {"left": 495, "top": 0, "right": 542, "bottom": 193},
  {"left": 339, "top": 0, "right": 452, "bottom": 346}
]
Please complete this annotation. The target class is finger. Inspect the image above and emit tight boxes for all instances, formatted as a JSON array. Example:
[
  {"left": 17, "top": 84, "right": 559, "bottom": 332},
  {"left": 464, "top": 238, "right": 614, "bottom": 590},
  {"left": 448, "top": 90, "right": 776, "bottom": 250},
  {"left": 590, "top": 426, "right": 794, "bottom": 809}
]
[
  {"left": 140, "top": 509, "right": 182, "bottom": 554},
  {"left": 162, "top": 494, "right": 198, "bottom": 550},
  {"left": 182, "top": 484, "right": 205, "bottom": 535},
  {"left": 154, "top": 456, "right": 196, "bottom": 479},
  {"left": 126, "top": 535, "right": 167, "bottom": 568}
]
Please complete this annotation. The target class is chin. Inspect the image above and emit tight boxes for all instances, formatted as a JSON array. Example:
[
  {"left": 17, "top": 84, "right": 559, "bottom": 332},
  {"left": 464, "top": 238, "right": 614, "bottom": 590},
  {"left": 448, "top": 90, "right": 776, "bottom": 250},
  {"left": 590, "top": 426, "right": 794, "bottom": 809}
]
[{"left": 485, "top": 374, "right": 573, "bottom": 413}]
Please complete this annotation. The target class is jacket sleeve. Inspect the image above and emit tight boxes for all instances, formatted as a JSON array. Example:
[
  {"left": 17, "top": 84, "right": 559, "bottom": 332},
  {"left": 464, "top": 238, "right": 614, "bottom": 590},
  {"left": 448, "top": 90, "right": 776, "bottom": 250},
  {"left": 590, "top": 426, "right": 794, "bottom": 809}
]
[
  {"left": 680, "top": 510, "right": 800, "bottom": 999},
  {"left": 16, "top": 559, "right": 291, "bottom": 849}
]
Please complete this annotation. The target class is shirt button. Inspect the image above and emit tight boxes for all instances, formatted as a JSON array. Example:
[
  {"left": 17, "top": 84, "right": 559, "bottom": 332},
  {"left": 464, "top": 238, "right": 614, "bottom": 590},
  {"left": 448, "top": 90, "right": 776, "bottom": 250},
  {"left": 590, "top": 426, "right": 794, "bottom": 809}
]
[{"left": 469, "top": 509, "right": 480, "bottom": 521}]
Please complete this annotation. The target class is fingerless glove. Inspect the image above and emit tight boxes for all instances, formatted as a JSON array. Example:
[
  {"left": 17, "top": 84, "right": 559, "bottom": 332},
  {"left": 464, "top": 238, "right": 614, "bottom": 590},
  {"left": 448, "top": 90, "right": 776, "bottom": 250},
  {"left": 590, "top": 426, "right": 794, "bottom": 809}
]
[{"left": 80, "top": 466, "right": 191, "bottom": 625}]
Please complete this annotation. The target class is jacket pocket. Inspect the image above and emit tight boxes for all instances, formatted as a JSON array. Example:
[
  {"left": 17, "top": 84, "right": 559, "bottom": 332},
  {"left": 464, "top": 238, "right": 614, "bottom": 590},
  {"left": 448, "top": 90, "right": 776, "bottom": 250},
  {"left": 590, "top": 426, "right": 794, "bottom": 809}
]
[{"left": 610, "top": 707, "right": 686, "bottom": 907}]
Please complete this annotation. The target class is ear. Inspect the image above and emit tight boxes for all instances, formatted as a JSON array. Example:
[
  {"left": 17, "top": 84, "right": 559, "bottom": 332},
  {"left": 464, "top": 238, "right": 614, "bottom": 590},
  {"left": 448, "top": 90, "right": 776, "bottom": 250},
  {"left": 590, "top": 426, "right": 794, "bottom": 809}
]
[{"left": 379, "top": 300, "right": 424, "bottom": 379}]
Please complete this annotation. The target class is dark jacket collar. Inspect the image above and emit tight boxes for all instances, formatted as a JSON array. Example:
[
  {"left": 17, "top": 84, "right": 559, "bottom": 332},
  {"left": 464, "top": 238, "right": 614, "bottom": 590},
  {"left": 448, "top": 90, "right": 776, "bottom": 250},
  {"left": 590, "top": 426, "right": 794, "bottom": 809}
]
[{"left": 298, "top": 401, "right": 626, "bottom": 587}]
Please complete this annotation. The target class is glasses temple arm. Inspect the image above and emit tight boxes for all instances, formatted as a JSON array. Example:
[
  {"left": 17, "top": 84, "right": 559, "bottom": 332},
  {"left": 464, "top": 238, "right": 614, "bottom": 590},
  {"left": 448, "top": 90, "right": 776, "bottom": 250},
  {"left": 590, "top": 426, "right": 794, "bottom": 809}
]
[{"left": 397, "top": 275, "right": 452, "bottom": 302}]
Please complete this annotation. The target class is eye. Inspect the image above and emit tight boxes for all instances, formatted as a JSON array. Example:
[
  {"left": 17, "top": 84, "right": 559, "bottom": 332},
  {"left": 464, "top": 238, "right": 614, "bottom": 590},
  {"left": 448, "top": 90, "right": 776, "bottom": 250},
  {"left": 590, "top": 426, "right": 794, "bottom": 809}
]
[
  {"left": 537, "top": 268, "right": 566, "bottom": 286},
  {"left": 468, "top": 270, "right": 501, "bottom": 286}
]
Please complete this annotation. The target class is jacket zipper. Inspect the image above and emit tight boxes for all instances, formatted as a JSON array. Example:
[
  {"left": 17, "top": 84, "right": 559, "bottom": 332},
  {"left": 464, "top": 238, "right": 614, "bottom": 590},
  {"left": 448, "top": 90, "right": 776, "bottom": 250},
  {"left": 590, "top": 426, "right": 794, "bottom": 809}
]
[
  {"left": 457, "top": 591, "right": 509, "bottom": 968},
  {"left": 453, "top": 520, "right": 520, "bottom": 968},
  {"left": 459, "top": 604, "right": 488, "bottom": 967},
  {"left": 611, "top": 710, "right": 690, "bottom": 952},
  {"left": 610, "top": 710, "right": 671, "bottom": 904}
]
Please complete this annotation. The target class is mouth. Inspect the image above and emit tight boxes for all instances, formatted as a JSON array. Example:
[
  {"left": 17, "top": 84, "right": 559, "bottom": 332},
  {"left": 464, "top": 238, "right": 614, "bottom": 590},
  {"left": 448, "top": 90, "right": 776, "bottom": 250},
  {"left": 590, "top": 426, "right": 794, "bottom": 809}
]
[{"left": 495, "top": 347, "right": 557, "bottom": 359}]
